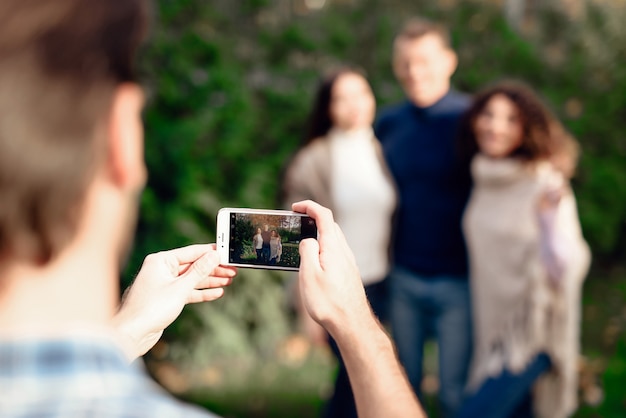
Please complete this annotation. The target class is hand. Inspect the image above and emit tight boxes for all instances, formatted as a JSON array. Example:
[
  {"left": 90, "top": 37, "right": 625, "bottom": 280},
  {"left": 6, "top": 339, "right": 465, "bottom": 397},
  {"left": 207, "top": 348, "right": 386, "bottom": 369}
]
[
  {"left": 292, "top": 200, "right": 370, "bottom": 339},
  {"left": 293, "top": 201, "right": 425, "bottom": 418},
  {"left": 537, "top": 186, "right": 563, "bottom": 213},
  {"left": 537, "top": 186, "right": 566, "bottom": 290},
  {"left": 112, "top": 244, "right": 237, "bottom": 360}
]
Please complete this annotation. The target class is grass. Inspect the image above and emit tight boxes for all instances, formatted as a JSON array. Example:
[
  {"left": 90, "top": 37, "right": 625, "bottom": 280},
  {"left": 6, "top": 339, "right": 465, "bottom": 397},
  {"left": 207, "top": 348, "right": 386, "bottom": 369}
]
[
  {"left": 164, "top": 345, "right": 333, "bottom": 418},
  {"left": 148, "top": 267, "right": 625, "bottom": 418}
]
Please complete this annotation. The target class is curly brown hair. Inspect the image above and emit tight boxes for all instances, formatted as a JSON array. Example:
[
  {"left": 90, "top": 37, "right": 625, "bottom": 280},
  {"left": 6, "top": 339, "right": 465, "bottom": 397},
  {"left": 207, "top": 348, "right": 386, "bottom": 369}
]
[{"left": 458, "top": 80, "right": 579, "bottom": 178}]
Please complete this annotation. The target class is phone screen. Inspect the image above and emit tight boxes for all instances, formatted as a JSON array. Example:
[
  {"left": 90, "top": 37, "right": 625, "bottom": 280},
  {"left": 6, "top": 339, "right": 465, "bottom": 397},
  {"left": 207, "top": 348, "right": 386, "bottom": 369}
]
[{"left": 227, "top": 211, "right": 317, "bottom": 270}]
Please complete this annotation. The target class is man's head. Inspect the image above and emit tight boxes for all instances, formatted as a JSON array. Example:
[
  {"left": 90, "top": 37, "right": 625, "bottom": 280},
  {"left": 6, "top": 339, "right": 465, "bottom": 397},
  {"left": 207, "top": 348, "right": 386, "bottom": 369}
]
[
  {"left": 0, "top": 0, "right": 148, "bottom": 267},
  {"left": 392, "top": 18, "right": 458, "bottom": 107}
]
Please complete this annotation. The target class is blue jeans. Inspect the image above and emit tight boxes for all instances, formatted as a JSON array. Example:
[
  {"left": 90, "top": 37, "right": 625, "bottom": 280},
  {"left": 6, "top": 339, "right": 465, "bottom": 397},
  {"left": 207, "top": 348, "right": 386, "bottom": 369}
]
[
  {"left": 390, "top": 266, "right": 472, "bottom": 418},
  {"left": 324, "top": 279, "right": 389, "bottom": 418},
  {"left": 261, "top": 245, "right": 270, "bottom": 263},
  {"left": 455, "top": 353, "right": 551, "bottom": 418}
]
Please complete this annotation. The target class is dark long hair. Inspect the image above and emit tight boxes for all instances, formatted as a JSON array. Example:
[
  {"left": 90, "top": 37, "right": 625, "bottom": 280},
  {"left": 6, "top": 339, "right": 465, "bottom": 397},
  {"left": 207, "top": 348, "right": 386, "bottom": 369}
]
[
  {"left": 277, "top": 66, "right": 368, "bottom": 205},
  {"left": 302, "top": 66, "right": 367, "bottom": 146},
  {"left": 458, "top": 80, "right": 579, "bottom": 178}
]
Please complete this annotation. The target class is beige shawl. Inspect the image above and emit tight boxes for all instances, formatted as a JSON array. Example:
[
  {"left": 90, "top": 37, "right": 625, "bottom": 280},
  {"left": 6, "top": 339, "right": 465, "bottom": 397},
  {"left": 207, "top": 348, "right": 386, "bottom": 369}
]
[{"left": 463, "top": 155, "right": 591, "bottom": 418}]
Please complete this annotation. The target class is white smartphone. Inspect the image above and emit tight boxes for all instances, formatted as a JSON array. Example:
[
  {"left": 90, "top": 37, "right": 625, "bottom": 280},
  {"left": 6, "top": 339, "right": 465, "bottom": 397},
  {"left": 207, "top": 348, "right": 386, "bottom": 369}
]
[{"left": 216, "top": 208, "right": 318, "bottom": 271}]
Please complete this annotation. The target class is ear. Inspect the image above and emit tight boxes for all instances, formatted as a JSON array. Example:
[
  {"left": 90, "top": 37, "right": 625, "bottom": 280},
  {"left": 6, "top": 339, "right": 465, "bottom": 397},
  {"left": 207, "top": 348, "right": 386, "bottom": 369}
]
[
  {"left": 391, "top": 40, "right": 406, "bottom": 82},
  {"left": 444, "top": 49, "right": 458, "bottom": 78},
  {"left": 107, "top": 83, "right": 147, "bottom": 191}
]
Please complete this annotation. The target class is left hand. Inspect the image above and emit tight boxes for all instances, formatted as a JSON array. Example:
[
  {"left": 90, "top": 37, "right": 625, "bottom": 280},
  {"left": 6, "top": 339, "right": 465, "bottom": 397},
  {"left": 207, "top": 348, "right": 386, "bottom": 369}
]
[{"left": 112, "top": 244, "right": 237, "bottom": 360}]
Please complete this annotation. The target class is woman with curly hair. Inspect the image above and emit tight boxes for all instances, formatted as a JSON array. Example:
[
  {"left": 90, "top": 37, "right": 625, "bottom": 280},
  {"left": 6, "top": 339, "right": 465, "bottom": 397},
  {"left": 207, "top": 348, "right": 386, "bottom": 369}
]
[
  {"left": 269, "top": 230, "right": 282, "bottom": 265},
  {"left": 456, "top": 81, "right": 591, "bottom": 418}
]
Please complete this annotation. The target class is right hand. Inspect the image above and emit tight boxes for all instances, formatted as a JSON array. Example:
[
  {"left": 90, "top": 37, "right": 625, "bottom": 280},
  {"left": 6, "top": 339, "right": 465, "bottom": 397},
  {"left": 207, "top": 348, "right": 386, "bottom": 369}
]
[{"left": 292, "top": 200, "right": 370, "bottom": 338}]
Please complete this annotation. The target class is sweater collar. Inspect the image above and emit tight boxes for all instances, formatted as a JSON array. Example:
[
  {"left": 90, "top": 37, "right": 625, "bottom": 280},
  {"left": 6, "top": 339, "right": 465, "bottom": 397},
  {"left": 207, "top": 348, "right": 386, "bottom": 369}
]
[
  {"left": 471, "top": 154, "right": 531, "bottom": 186},
  {"left": 472, "top": 154, "right": 563, "bottom": 189}
]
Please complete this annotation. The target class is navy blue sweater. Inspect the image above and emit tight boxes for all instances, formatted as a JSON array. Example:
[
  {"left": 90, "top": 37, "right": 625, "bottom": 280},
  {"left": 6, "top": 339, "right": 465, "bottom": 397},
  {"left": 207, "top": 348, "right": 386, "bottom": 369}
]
[{"left": 375, "top": 90, "right": 472, "bottom": 277}]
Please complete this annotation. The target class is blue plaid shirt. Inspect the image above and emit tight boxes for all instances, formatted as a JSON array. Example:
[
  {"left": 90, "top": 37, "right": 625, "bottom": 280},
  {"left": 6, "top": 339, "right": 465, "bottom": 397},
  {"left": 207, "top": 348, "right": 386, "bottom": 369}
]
[{"left": 0, "top": 336, "right": 219, "bottom": 417}]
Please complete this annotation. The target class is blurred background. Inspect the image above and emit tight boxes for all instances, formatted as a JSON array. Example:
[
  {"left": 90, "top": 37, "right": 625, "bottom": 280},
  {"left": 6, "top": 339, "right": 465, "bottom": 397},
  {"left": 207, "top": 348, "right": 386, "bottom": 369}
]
[{"left": 122, "top": 0, "right": 626, "bottom": 416}]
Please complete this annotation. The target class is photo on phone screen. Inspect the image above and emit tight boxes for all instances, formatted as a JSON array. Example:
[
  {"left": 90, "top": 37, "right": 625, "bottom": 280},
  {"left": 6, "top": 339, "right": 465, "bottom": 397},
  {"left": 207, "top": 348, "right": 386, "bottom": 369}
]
[{"left": 218, "top": 209, "right": 317, "bottom": 271}]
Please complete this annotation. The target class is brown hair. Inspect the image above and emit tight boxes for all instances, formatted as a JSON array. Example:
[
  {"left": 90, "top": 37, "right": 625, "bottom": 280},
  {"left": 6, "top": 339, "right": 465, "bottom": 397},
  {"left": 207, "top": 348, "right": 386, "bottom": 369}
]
[
  {"left": 278, "top": 66, "right": 368, "bottom": 205},
  {"left": 458, "top": 80, "right": 580, "bottom": 178},
  {"left": 395, "top": 17, "right": 452, "bottom": 49},
  {"left": 0, "top": 0, "right": 148, "bottom": 264},
  {"left": 301, "top": 66, "right": 368, "bottom": 146}
]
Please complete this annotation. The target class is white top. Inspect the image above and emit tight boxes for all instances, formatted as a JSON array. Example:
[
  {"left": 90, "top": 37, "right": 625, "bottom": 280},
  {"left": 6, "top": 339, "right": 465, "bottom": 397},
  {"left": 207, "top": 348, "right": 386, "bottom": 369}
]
[
  {"left": 328, "top": 127, "right": 396, "bottom": 285},
  {"left": 253, "top": 233, "right": 263, "bottom": 249}
]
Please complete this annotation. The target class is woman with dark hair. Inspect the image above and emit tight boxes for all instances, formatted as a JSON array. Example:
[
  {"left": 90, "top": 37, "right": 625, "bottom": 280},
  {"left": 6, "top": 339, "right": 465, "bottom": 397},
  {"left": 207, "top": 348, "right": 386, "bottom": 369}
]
[
  {"left": 456, "top": 81, "right": 591, "bottom": 418},
  {"left": 253, "top": 227, "right": 263, "bottom": 262},
  {"left": 281, "top": 67, "right": 397, "bottom": 418}
]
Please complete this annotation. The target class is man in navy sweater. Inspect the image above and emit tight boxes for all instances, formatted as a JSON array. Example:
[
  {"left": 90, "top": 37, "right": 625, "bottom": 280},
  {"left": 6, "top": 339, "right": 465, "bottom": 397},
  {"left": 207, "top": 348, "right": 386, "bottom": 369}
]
[{"left": 375, "top": 18, "right": 473, "bottom": 418}]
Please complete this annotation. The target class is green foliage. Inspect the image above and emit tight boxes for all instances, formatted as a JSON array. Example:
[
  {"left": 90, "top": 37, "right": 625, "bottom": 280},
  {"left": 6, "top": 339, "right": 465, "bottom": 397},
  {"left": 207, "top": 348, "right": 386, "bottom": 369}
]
[
  {"left": 232, "top": 217, "right": 253, "bottom": 261},
  {"left": 600, "top": 335, "right": 626, "bottom": 416}
]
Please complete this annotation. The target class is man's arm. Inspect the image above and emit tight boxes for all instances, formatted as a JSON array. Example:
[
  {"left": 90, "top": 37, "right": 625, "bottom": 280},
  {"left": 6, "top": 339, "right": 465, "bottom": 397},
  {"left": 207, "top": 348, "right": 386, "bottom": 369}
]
[
  {"left": 112, "top": 244, "right": 237, "bottom": 360},
  {"left": 293, "top": 200, "right": 425, "bottom": 418}
]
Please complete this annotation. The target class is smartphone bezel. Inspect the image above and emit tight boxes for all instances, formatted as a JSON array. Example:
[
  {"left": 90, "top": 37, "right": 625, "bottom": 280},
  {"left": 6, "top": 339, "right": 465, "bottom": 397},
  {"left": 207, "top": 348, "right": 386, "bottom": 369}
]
[{"left": 216, "top": 207, "right": 316, "bottom": 271}]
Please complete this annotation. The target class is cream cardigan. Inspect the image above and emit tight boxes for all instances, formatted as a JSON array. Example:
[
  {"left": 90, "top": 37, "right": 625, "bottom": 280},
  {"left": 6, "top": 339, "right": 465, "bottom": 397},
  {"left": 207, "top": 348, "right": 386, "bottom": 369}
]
[
  {"left": 282, "top": 130, "right": 397, "bottom": 285},
  {"left": 463, "top": 155, "right": 591, "bottom": 418}
]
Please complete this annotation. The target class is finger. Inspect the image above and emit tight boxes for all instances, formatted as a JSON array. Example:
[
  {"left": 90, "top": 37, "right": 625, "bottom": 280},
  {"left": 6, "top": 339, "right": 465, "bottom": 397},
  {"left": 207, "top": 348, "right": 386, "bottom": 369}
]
[
  {"left": 292, "top": 200, "right": 335, "bottom": 237},
  {"left": 333, "top": 222, "right": 357, "bottom": 265},
  {"left": 212, "top": 265, "right": 238, "bottom": 278},
  {"left": 299, "top": 238, "right": 322, "bottom": 277},
  {"left": 176, "top": 262, "right": 236, "bottom": 277},
  {"left": 162, "top": 244, "right": 217, "bottom": 266},
  {"left": 181, "top": 251, "right": 221, "bottom": 284},
  {"left": 195, "top": 275, "right": 234, "bottom": 290},
  {"left": 187, "top": 288, "right": 226, "bottom": 304},
  {"left": 177, "top": 263, "right": 192, "bottom": 275}
]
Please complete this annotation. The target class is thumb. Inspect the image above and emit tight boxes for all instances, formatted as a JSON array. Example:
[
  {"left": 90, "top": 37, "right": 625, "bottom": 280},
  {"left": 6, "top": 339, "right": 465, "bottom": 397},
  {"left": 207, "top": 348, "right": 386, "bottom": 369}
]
[
  {"left": 299, "top": 238, "right": 321, "bottom": 277},
  {"left": 181, "top": 251, "right": 221, "bottom": 286}
]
